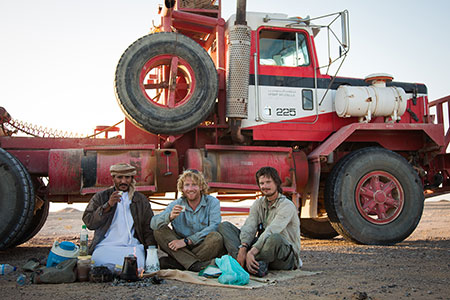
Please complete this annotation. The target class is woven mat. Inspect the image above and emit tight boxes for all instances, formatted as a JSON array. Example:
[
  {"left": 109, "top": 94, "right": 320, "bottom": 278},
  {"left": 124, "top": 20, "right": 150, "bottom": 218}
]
[{"left": 144, "top": 268, "right": 320, "bottom": 289}]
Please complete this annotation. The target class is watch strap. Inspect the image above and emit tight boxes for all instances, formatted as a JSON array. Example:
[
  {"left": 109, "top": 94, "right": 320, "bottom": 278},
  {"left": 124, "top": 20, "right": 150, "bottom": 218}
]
[{"left": 238, "top": 244, "right": 250, "bottom": 250}]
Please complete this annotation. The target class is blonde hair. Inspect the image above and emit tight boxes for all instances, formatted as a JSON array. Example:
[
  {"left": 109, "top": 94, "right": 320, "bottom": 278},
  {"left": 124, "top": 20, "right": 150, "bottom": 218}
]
[{"left": 177, "top": 169, "right": 209, "bottom": 197}]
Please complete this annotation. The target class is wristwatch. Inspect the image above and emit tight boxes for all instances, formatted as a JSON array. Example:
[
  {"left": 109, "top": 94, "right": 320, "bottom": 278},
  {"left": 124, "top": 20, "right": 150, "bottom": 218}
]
[
  {"left": 184, "top": 237, "right": 190, "bottom": 246},
  {"left": 238, "top": 244, "right": 249, "bottom": 250},
  {"left": 102, "top": 202, "right": 110, "bottom": 209}
]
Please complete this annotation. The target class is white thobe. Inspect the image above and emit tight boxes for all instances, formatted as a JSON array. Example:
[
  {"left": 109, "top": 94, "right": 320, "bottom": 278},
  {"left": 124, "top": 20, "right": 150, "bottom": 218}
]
[{"left": 91, "top": 192, "right": 145, "bottom": 271}]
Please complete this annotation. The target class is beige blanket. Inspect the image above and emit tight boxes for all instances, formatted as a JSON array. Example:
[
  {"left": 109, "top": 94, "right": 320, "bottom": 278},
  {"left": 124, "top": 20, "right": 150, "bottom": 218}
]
[{"left": 144, "top": 269, "right": 320, "bottom": 289}]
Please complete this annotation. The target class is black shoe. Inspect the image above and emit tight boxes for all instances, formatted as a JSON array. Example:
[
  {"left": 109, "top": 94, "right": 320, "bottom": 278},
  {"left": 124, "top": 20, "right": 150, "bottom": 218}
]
[
  {"left": 159, "top": 256, "right": 184, "bottom": 270},
  {"left": 255, "top": 261, "right": 268, "bottom": 277},
  {"left": 188, "top": 260, "right": 211, "bottom": 272}
]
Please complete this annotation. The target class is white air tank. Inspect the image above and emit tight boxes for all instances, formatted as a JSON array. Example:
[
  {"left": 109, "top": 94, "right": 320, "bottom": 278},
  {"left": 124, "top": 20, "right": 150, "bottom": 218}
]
[{"left": 335, "top": 73, "right": 407, "bottom": 122}]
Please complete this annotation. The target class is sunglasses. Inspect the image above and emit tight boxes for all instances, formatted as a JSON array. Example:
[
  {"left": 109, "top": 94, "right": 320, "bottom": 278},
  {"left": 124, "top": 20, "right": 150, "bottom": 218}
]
[{"left": 186, "top": 169, "right": 200, "bottom": 174}]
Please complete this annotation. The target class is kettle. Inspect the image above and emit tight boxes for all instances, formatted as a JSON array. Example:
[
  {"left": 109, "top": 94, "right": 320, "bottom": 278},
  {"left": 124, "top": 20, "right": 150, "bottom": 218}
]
[
  {"left": 145, "top": 245, "right": 160, "bottom": 274},
  {"left": 120, "top": 255, "right": 138, "bottom": 281}
]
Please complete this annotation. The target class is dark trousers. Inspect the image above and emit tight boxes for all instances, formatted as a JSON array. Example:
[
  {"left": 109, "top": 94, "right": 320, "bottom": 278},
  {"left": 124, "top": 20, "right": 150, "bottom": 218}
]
[{"left": 218, "top": 221, "right": 296, "bottom": 270}]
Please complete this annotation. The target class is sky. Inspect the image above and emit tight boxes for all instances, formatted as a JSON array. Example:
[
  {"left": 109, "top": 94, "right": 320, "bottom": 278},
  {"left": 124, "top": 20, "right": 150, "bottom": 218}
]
[{"left": 1, "top": 0, "right": 450, "bottom": 136}]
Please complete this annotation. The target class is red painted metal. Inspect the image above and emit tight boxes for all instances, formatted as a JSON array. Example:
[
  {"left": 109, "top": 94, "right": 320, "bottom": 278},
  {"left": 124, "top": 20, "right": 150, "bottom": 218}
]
[
  {"left": 0, "top": 136, "right": 124, "bottom": 150},
  {"left": 94, "top": 150, "right": 156, "bottom": 186},
  {"left": 47, "top": 147, "right": 172, "bottom": 196},
  {"left": 176, "top": 0, "right": 221, "bottom": 19},
  {"left": 205, "top": 144, "right": 292, "bottom": 152},
  {"left": 7, "top": 150, "right": 49, "bottom": 175},
  {"left": 355, "top": 171, "right": 404, "bottom": 224},
  {"left": 155, "top": 149, "right": 179, "bottom": 192},
  {"left": 220, "top": 206, "right": 249, "bottom": 213},
  {"left": 308, "top": 122, "right": 445, "bottom": 160},
  {"left": 48, "top": 149, "right": 83, "bottom": 195},
  {"left": 292, "top": 151, "right": 309, "bottom": 192},
  {"left": 124, "top": 119, "right": 159, "bottom": 145},
  {"left": 140, "top": 55, "right": 195, "bottom": 109},
  {"left": 185, "top": 145, "right": 302, "bottom": 192},
  {"left": 171, "top": 10, "right": 220, "bottom": 28},
  {"left": 84, "top": 144, "right": 155, "bottom": 151},
  {"left": 429, "top": 95, "right": 450, "bottom": 151},
  {"left": 94, "top": 125, "right": 120, "bottom": 139}
]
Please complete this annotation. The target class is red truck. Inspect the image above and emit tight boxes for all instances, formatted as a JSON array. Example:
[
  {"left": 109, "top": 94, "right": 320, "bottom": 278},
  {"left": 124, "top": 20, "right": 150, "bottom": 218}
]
[{"left": 1, "top": 0, "right": 449, "bottom": 249}]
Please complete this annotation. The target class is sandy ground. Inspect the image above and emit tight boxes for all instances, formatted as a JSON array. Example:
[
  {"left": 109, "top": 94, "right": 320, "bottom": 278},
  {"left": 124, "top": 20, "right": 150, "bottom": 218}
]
[{"left": 1, "top": 201, "right": 449, "bottom": 300}]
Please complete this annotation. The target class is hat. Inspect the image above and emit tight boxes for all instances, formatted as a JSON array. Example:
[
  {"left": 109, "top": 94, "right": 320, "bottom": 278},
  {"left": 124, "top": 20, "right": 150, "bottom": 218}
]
[{"left": 110, "top": 163, "right": 137, "bottom": 176}]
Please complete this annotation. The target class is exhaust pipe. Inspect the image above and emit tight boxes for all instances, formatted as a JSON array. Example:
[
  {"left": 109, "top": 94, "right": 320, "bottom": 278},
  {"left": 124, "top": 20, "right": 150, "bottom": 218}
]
[
  {"left": 227, "top": 0, "right": 250, "bottom": 144},
  {"left": 235, "top": 0, "right": 247, "bottom": 25}
]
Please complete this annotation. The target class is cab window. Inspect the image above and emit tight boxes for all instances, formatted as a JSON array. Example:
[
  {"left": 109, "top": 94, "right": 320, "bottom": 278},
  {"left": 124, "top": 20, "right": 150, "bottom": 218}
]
[{"left": 259, "top": 30, "right": 310, "bottom": 67}]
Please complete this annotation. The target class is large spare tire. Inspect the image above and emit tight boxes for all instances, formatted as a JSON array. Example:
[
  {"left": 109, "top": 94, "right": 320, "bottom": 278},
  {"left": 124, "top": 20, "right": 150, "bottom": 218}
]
[{"left": 115, "top": 32, "right": 218, "bottom": 135}]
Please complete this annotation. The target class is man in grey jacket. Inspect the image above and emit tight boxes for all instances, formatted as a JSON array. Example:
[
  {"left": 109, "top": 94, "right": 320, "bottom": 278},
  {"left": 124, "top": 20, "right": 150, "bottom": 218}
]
[
  {"left": 218, "top": 167, "right": 302, "bottom": 277},
  {"left": 82, "top": 163, "right": 156, "bottom": 270}
]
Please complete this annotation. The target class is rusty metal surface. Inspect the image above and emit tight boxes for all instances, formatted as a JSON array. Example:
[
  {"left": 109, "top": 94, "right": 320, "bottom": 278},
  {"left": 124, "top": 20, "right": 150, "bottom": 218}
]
[
  {"left": 155, "top": 149, "right": 179, "bottom": 192},
  {"left": 7, "top": 150, "right": 49, "bottom": 175},
  {"left": 186, "top": 145, "right": 301, "bottom": 192},
  {"left": 48, "top": 149, "right": 83, "bottom": 195},
  {"left": 93, "top": 149, "right": 156, "bottom": 186},
  {"left": 46, "top": 147, "right": 180, "bottom": 197}
]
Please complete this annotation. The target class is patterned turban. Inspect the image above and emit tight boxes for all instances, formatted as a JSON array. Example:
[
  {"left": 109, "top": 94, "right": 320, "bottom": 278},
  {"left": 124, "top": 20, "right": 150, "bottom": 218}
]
[{"left": 109, "top": 163, "right": 137, "bottom": 176}]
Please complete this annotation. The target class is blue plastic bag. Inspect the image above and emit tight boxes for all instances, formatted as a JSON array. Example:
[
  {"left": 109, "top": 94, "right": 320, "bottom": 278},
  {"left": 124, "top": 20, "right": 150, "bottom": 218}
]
[{"left": 215, "top": 255, "right": 249, "bottom": 285}]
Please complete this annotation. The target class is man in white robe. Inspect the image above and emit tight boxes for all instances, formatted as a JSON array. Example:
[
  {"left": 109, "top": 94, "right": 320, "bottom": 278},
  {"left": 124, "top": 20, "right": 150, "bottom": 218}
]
[{"left": 83, "top": 163, "right": 156, "bottom": 271}]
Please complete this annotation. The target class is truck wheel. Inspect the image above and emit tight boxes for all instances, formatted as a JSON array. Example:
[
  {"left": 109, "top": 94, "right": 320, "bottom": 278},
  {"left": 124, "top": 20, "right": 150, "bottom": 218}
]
[
  {"left": 115, "top": 32, "right": 218, "bottom": 135},
  {"left": 12, "top": 177, "right": 49, "bottom": 245},
  {"left": 0, "top": 148, "right": 35, "bottom": 250},
  {"left": 300, "top": 218, "right": 338, "bottom": 239},
  {"left": 325, "top": 147, "right": 424, "bottom": 245}
]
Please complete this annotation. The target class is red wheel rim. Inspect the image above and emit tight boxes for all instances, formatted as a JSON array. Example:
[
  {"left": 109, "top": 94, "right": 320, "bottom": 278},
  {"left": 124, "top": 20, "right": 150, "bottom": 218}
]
[
  {"left": 139, "top": 55, "right": 196, "bottom": 109},
  {"left": 355, "top": 171, "right": 404, "bottom": 224}
]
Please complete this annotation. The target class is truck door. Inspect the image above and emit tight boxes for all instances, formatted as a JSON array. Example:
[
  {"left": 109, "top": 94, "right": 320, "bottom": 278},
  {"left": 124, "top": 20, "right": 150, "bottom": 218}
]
[{"left": 255, "top": 28, "right": 317, "bottom": 123}]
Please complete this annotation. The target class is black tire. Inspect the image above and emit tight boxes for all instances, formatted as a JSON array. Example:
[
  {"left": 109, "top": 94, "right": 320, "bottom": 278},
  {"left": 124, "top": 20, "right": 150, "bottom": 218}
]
[
  {"left": 0, "top": 148, "right": 35, "bottom": 250},
  {"left": 115, "top": 32, "right": 218, "bottom": 135},
  {"left": 12, "top": 177, "right": 49, "bottom": 245},
  {"left": 300, "top": 218, "right": 338, "bottom": 239},
  {"left": 325, "top": 147, "right": 424, "bottom": 245}
]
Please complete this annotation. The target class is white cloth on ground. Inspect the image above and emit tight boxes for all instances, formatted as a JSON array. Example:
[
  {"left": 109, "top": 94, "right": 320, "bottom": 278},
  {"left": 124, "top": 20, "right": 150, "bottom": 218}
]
[{"left": 92, "top": 192, "right": 145, "bottom": 270}]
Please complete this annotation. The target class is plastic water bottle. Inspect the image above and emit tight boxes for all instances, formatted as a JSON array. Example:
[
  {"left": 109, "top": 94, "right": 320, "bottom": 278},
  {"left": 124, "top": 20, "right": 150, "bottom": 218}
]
[
  {"left": 79, "top": 225, "right": 89, "bottom": 256},
  {"left": 0, "top": 264, "right": 17, "bottom": 275}
]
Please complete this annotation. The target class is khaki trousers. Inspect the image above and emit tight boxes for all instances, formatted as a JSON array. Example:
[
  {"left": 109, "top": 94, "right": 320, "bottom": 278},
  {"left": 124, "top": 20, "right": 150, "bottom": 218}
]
[
  {"left": 154, "top": 226, "right": 225, "bottom": 269},
  {"left": 218, "top": 221, "right": 297, "bottom": 270}
]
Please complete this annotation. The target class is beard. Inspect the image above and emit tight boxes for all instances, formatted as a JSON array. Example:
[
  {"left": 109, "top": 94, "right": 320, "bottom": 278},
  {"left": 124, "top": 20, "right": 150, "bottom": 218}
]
[{"left": 262, "top": 189, "right": 277, "bottom": 198}]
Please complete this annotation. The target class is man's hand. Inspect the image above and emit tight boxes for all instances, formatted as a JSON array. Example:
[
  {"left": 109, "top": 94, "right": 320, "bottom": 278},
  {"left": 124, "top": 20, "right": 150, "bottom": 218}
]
[
  {"left": 246, "top": 247, "right": 260, "bottom": 274},
  {"left": 108, "top": 191, "right": 122, "bottom": 207},
  {"left": 169, "top": 204, "right": 184, "bottom": 221},
  {"left": 168, "top": 239, "right": 186, "bottom": 251},
  {"left": 237, "top": 247, "right": 248, "bottom": 267}
]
